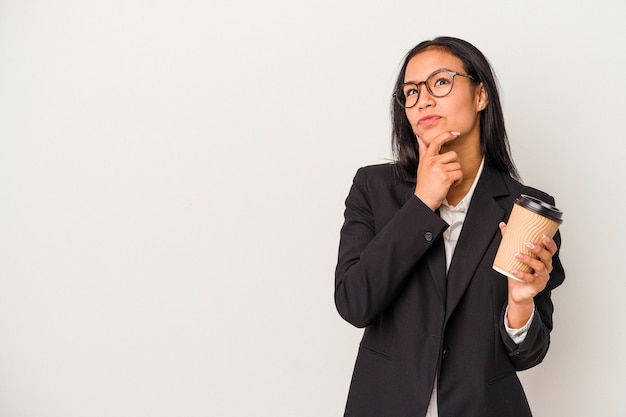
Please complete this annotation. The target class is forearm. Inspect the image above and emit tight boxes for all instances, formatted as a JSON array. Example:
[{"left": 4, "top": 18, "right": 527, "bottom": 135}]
[
  {"left": 500, "top": 228, "right": 565, "bottom": 368},
  {"left": 499, "top": 289, "right": 557, "bottom": 370},
  {"left": 335, "top": 195, "right": 447, "bottom": 327}
]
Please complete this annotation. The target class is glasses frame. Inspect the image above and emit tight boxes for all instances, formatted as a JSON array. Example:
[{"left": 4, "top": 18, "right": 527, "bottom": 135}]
[{"left": 394, "top": 70, "right": 476, "bottom": 109}]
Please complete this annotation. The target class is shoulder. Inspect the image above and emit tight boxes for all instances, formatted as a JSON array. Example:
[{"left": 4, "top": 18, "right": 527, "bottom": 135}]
[
  {"left": 349, "top": 163, "right": 416, "bottom": 206},
  {"left": 500, "top": 174, "right": 556, "bottom": 206},
  {"left": 355, "top": 162, "right": 397, "bottom": 176},
  {"left": 353, "top": 162, "right": 411, "bottom": 186}
]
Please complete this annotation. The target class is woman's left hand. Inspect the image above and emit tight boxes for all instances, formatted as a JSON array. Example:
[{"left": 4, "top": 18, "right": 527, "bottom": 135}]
[{"left": 498, "top": 222, "right": 558, "bottom": 304}]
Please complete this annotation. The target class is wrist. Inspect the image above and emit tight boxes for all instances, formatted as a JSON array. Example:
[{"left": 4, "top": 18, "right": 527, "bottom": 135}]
[
  {"left": 506, "top": 299, "right": 534, "bottom": 329},
  {"left": 414, "top": 190, "right": 441, "bottom": 211}
]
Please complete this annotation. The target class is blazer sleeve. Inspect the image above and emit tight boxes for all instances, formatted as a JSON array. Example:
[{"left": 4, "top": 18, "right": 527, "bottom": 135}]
[
  {"left": 499, "top": 206, "right": 566, "bottom": 370},
  {"left": 334, "top": 166, "right": 448, "bottom": 328}
]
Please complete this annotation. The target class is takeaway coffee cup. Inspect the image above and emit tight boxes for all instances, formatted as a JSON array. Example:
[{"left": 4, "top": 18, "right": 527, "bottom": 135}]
[{"left": 493, "top": 194, "right": 563, "bottom": 281}]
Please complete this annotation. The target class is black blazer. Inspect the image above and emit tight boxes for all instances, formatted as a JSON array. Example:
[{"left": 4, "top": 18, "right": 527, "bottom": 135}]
[{"left": 335, "top": 163, "right": 565, "bottom": 417}]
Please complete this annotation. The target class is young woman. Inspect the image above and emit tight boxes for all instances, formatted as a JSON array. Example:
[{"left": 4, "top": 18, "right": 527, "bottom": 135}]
[{"left": 335, "top": 37, "right": 565, "bottom": 417}]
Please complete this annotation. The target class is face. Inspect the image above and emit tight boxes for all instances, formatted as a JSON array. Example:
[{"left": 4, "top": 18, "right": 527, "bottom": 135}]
[{"left": 403, "top": 48, "right": 487, "bottom": 147}]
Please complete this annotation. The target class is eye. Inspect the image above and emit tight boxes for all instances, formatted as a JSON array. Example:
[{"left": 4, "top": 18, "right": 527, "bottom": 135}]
[
  {"left": 403, "top": 84, "right": 419, "bottom": 97},
  {"left": 433, "top": 76, "right": 451, "bottom": 87}
]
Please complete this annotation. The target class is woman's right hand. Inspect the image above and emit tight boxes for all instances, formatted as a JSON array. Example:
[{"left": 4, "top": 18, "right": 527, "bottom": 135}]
[{"left": 414, "top": 132, "right": 463, "bottom": 211}]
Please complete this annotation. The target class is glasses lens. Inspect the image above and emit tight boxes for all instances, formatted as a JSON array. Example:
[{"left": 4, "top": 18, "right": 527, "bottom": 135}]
[
  {"left": 397, "top": 83, "right": 419, "bottom": 108},
  {"left": 427, "top": 71, "right": 454, "bottom": 98}
]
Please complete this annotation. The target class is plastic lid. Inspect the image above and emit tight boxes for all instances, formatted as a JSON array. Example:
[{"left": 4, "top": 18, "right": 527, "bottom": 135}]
[{"left": 515, "top": 194, "right": 563, "bottom": 224}]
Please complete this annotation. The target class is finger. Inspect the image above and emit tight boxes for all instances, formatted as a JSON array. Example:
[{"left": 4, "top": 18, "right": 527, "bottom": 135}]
[
  {"left": 498, "top": 222, "right": 507, "bottom": 237},
  {"left": 451, "top": 170, "right": 464, "bottom": 187},
  {"left": 430, "top": 131, "right": 460, "bottom": 155},
  {"left": 437, "top": 131, "right": 461, "bottom": 154},
  {"left": 508, "top": 267, "right": 536, "bottom": 284},
  {"left": 422, "top": 131, "right": 460, "bottom": 157},
  {"left": 541, "top": 235, "right": 558, "bottom": 256},
  {"left": 509, "top": 250, "right": 552, "bottom": 285},
  {"left": 524, "top": 241, "right": 554, "bottom": 272},
  {"left": 417, "top": 136, "right": 427, "bottom": 159},
  {"left": 434, "top": 150, "right": 460, "bottom": 164},
  {"left": 509, "top": 266, "right": 549, "bottom": 286},
  {"left": 514, "top": 250, "right": 549, "bottom": 277}
]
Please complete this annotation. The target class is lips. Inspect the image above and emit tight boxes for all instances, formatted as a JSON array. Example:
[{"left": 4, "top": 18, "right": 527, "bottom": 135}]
[{"left": 418, "top": 115, "right": 441, "bottom": 126}]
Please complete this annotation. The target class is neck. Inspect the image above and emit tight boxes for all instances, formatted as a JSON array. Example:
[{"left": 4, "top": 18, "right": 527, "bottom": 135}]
[{"left": 442, "top": 135, "right": 483, "bottom": 207}]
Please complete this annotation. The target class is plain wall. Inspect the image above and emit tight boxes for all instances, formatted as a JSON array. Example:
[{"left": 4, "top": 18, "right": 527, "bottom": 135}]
[{"left": 1, "top": 1, "right": 625, "bottom": 416}]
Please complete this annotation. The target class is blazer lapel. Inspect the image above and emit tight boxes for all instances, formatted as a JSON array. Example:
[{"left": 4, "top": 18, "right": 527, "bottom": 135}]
[{"left": 444, "top": 166, "right": 510, "bottom": 321}]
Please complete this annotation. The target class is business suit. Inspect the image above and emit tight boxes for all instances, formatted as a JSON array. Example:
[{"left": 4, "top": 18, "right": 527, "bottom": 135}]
[{"left": 335, "top": 162, "right": 565, "bottom": 417}]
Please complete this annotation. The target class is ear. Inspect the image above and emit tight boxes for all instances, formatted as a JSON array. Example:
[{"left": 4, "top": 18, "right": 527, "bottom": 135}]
[{"left": 476, "top": 83, "right": 488, "bottom": 111}]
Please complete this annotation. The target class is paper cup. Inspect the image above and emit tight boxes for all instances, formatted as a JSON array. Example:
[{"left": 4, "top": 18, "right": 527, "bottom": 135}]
[{"left": 493, "top": 194, "right": 563, "bottom": 281}]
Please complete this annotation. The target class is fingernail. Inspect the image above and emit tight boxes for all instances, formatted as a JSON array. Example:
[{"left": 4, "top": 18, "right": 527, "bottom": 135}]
[
  {"left": 542, "top": 235, "right": 550, "bottom": 243},
  {"left": 514, "top": 252, "right": 524, "bottom": 260},
  {"left": 451, "top": 131, "right": 460, "bottom": 136},
  {"left": 524, "top": 242, "right": 535, "bottom": 250},
  {"left": 509, "top": 269, "right": 519, "bottom": 276}
]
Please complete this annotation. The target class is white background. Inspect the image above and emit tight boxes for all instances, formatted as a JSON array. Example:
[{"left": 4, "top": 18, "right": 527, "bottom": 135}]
[{"left": 1, "top": 1, "right": 625, "bottom": 416}]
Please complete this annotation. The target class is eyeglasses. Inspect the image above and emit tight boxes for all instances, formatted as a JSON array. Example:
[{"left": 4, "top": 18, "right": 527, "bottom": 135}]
[{"left": 394, "top": 70, "right": 475, "bottom": 109}]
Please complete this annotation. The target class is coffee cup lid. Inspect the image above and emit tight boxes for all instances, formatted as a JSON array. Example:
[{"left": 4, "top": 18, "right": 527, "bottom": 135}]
[{"left": 515, "top": 194, "right": 563, "bottom": 224}]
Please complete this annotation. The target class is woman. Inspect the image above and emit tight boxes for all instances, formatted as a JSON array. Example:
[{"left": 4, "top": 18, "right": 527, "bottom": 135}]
[{"left": 334, "top": 37, "right": 565, "bottom": 417}]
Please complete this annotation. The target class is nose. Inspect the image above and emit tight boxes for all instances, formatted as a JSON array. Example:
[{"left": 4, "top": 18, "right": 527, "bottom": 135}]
[{"left": 415, "top": 82, "right": 435, "bottom": 110}]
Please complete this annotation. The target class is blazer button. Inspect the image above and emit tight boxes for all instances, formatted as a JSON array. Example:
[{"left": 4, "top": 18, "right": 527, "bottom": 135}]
[
  {"left": 442, "top": 348, "right": 449, "bottom": 360},
  {"left": 424, "top": 231, "right": 433, "bottom": 241}
]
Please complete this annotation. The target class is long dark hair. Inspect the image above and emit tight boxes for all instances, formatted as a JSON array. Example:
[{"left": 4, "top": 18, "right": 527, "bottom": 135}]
[{"left": 391, "top": 37, "right": 519, "bottom": 179}]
